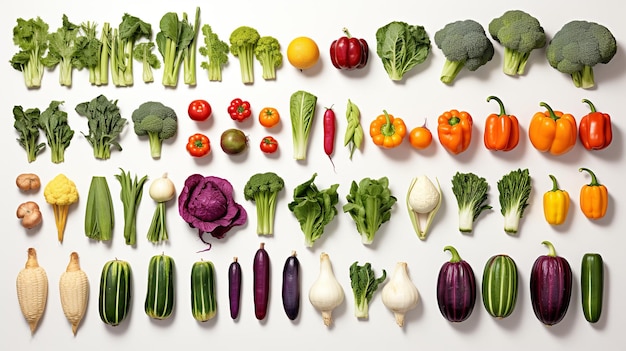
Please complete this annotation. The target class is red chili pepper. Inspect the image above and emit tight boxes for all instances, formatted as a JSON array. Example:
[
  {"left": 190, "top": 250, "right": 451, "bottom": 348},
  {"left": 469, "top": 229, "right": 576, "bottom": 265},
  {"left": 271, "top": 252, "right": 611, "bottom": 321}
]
[
  {"left": 227, "top": 98, "right": 252, "bottom": 122},
  {"left": 329, "top": 28, "right": 369, "bottom": 70},
  {"left": 579, "top": 99, "right": 612, "bottom": 151},
  {"left": 260, "top": 136, "right": 278, "bottom": 154},
  {"left": 186, "top": 133, "right": 211, "bottom": 157}
]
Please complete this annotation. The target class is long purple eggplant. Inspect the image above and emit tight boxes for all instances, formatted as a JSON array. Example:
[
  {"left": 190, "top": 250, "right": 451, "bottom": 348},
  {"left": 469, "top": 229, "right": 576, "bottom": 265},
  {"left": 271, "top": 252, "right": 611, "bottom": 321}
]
[
  {"left": 530, "top": 241, "right": 572, "bottom": 326},
  {"left": 282, "top": 251, "right": 301, "bottom": 320},
  {"left": 253, "top": 242, "right": 270, "bottom": 320},
  {"left": 437, "top": 245, "right": 476, "bottom": 322},
  {"left": 228, "top": 257, "right": 242, "bottom": 319}
]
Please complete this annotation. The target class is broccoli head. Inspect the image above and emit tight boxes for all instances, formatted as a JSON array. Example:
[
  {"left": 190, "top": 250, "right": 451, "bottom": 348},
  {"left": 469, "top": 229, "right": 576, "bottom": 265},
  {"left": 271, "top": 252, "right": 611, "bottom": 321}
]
[
  {"left": 131, "top": 101, "right": 177, "bottom": 158},
  {"left": 229, "top": 26, "right": 260, "bottom": 84},
  {"left": 434, "top": 19, "right": 494, "bottom": 84},
  {"left": 489, "top": 10, "right": 546, "bottom": 76},
  {"left": 243, "top": 172, "right": 285, "bottom": 235},
  {"left": 254, "top": 36, "right": 282, "bottom": 80},
  {"left": 546, "top": 20, "right": 617, "bottom": 89}
]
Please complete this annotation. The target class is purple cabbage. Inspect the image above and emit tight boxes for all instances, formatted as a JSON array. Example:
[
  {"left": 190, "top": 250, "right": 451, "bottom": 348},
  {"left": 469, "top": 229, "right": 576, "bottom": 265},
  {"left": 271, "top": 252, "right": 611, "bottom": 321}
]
[{"left": 178, "top": 174, "right": 247, "bottom": 244}]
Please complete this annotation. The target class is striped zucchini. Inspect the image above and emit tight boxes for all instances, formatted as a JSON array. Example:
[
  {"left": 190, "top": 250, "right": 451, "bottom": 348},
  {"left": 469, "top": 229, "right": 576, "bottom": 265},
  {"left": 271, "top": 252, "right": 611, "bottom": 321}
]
[
  {"left": 581, "top": 253, "right": 604, "bottom": 323},
  {"left": 191, "top": 260, "right": 217, "bottom": 322},
  {"left": 145, "top": 254, "right": 175, "bottom": 320},
  {"left": 482, "top": 254, "right": 518, "bottom": 318},
  {"left": 99, "top": 259, "right": 132, "bottom": 326}
]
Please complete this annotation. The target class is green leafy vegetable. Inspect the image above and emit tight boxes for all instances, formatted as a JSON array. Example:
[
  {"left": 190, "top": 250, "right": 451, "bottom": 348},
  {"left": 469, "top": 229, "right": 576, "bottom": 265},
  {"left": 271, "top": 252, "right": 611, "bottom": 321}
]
[
  {"left": 13, "top": 105, "right": 45, "bottom": 163},
  {"left": 375, "top": 21, "right": 431, "bottom": 81},
  {"left": 114, "top": 168, "right": 148, "bottom": 246},
  {"left": 134, "top": 42, "right": 161, "bottom": 83},
  {"left": 349, "top": 262, "right": 387, "bottom": 319},
  {"left": 78, "top": 22, "right": 106, "bottom": 85},
  {"left": 243, "top": 172, "right": 285, "bottom": 235},
  {"left": 199, "top": 24, "right": 229, "bottom": 82},
  {"left": 156, "top": 9, "right": 197, "bottom": 87},
  {"left": 110, "top": 13, "right": 152, "bottom": 87},
  {"left": 229, "top": 26, "right": 261, "bottom": 84},
  {"left": 343, "top": 177, "right": 397, "bottom": 245},
  {"left": 287, "top": 173, "right": 339, "bottom": 247},
  {"left": 75, "top": 94, "right": 127, "bottom": 160},
  {"left": 498, "top": 168, "right": 531, "bottom": 234},
  {"left": 10, "top": 17, "right": 50, "bottom": 88},
  {"left": 85, "top": 176, "right": 115, "bottom": 241},
  {"left": 451, "top": 172, "right": 492, "bottom": 233},
  {"left": 44, "top": 15, "right": 83, "bottom": 86},
  {"left": 183, "top": 7, "right": 201, "bottom": 85},
  {"left": 39, "top": 100, "right": 74, "bottom": 164},
  {"left": 254, "top": 36, "right": 282, "bottom": 80},
  {"left": 290, "top": 90, "right": 317, "bottom": 160}
]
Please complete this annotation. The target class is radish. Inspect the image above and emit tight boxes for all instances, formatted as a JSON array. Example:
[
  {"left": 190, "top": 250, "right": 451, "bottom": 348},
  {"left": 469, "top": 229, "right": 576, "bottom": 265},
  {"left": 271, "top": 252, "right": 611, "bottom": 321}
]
[{"left": 323, "top": 106, "right": 336, "bottom": 170}]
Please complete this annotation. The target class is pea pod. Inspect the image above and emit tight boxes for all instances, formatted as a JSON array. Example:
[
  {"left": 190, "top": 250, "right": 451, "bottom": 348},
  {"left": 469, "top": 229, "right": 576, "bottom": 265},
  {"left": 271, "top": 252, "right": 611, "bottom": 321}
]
[
  {"left": 343, "top": 99, "right": 363, "bottom": 159},
  {"left": 581, "top": 253, "right": 604, "bottom": 323}
]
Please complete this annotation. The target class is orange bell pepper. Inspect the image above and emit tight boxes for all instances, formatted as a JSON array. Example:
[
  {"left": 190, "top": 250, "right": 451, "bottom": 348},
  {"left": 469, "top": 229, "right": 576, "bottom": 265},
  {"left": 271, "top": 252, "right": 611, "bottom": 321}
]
[
  {"left": 437, "top": 109, "right": 473, "bottom": 154},
  {"left": 579, "top": 168, "right": 608, "bottom": 220},
  {"left": 543, "top": 174, "right": 570, "bottom": 225},
  {"left": 579, "top": 99, "right": 612, "bottom": 150},
  {"left": 369, "top": 110, "right": 406, "bottom": 148},
  {"left": 484, "top": 96, "right": 519, "bottom": 151},
  {"left": 529, "top": 102, "right": 577, "bottom": 155}
]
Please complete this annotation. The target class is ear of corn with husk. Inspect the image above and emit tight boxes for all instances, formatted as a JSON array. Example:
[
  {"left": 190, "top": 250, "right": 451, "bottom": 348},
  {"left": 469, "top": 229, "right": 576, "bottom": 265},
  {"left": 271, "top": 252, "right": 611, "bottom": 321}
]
[
  {"left": 16, "top": 248, "right": 48, "bottom": 334},
  {"left": 59, "top": 252, "right": 89, "bottom": 335}
]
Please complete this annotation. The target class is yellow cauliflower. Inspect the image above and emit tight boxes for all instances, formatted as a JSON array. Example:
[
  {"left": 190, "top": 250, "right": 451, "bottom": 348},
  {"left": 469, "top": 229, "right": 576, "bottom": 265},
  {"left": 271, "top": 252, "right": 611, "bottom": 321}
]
[{"left": 44, "top": 174, "right": 79, "bottom": 242}]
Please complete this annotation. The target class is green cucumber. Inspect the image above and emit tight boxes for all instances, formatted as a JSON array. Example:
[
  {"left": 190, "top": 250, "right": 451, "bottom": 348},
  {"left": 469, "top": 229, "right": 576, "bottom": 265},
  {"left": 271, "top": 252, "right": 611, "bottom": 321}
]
[
  {"left": 482, "top": 254, "right": 518, "bottom": 318},
  {"left": 99, "top": 259, "right": 132, "bottom": 326},
  {"left": 191, "top": 260, "right": 217, "bottom": 322},
  {"left": 145, "top": 254, "right": 175, "bottom": 320},
  {"left": 581, "top": 253, "right": 604, "bottom": 323}
]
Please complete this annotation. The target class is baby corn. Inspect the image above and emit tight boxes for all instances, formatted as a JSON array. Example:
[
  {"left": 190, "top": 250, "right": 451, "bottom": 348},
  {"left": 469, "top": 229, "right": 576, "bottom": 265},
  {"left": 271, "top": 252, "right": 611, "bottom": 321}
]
[
  {"left": 16, "top": 248, "right": 48, "bottom": 334},
  {"left": 59, "top": 252, "right": 89, "bottom": 335}
]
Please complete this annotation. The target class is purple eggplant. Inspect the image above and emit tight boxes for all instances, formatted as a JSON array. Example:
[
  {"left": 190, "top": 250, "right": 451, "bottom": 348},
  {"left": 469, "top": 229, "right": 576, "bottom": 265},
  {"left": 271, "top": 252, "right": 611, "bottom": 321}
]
[
  {"left": 253, "top": 242, "right": 270, "bottom": 320},
  {"left": 530, "top": 241, "right": 572, "bottom": 326},
  {"left": 228, "top": 257, "right": 242, "bottom": 319},
  {"left": 282, "top": 251, "right": 301, "bottom": 320},
  {"left": 437, "top": 245, "right": 476, "bottom": 322}
]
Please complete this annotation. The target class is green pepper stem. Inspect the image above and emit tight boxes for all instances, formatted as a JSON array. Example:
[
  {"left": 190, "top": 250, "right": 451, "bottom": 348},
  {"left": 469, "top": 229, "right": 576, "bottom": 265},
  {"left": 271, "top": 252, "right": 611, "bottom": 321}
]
[
  {"left": 487, "top": 96, "right": 506, "bottom": 116},
  {"left": 582, "top": 99, "right": 597, "bottom": 113},
  {"left": 342, "top": 27, "right": 352, "bottom": 38},
  {"left": 381, "top": 110, "right": 395, "bottom": 136},
  {"left": 579, "top": 167, "right": 601, "bottom": 186},
  {"left": 444, "top": 245, "right": 462, "bottom": 263},
  {"left": 539, "top": 102, "right": 559, "bottom": 121},
  {"left": 541, "top": 240, "right": 557, "bottom": 257},
  {"left": 548, "top": 174, "right": 560, "bottom": 192}
]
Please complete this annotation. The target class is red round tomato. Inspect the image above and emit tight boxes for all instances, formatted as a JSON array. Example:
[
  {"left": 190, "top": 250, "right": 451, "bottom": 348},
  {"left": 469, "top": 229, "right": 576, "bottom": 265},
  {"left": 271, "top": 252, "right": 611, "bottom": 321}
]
[
  {"left": 188, "top": 99, "right": 212, "bottom": 121},
  {"left": 260, "top": 136, "right": 278, "bottom": 154}
]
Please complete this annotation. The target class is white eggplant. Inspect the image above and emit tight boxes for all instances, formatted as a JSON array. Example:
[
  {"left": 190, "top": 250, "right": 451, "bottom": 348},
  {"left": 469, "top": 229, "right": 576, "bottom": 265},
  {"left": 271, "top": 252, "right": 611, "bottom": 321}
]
[
  {"left": 381, "top": 262, "right": 419, "bottom": 327},
  {"left": 406, "top": 175, "right": 442, "bottom": 240},
  {"left": 309, "top": 252, "right": 344, "bottom": 326}
]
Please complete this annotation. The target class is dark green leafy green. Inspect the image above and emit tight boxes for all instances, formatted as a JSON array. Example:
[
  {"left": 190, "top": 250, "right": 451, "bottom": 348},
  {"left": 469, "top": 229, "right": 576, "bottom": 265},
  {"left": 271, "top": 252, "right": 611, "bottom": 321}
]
[
  {"left": 75, "top": 94, "right": 127, "bottom": 160},
  {"left": 111, "top": 13, "right": 152, "bottom": 86},
  {"left": 10, "top": 17, "right": 50, "bottom": 88},
  {"left": 375, "top": 21, "right": 431, "bottom": 81},
  {"left": 451, "top": 172, "right": 492, "bottom": 233},
  {"left": 156, "top": 9, "right": 197, "bottom": 87},
  {"left": 13, "top": 105, "right": 45, "bottom": 162},
  {"left": 39, "top": 100, "right": 74, "bottom": 164},
  {"left": 44, "top": 15, "right": 83, "bottom": 86},
  {"left": 350, "top": 262, "right": 387, "bottom": 318}
]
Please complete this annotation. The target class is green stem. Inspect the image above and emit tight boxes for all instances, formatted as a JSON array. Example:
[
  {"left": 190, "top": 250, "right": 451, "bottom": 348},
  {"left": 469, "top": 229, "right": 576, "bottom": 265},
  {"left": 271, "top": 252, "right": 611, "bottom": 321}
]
[
  {"left": 579, "top": 167, "right": 601, "bottom": 186},
  {"left": 582, "top": 99, "right": 597, "bottom": 113},
  {"left": 487, "top": 96, "right": 506, "bottom": 116},
  {"left": 541, "top": 240, "right": 556, "bottom": 257},
  {"left": 548, "top": 174, "right": 560, "bottom": 192},
  {"left": 444, "top": 245, "right": 462, "bottom": 263},
  {"left": 539, "top": 102, "right": 559, "bottom": 121}
]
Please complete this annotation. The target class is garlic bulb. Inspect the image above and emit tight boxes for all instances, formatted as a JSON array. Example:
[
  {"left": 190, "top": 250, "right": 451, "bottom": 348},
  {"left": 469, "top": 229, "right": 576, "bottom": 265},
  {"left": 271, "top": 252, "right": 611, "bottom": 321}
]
[
  {"left": 309, "top": 252, "right": 344, "bottom": 326},
  {"left": 381, "top": 262, "right": 419, "bottom": 327}
]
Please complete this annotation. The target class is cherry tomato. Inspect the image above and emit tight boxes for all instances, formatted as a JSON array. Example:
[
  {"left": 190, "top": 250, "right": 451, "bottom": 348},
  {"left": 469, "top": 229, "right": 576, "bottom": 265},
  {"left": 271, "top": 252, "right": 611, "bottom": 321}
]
[
  {"left": 260, "top": 136, "right": 278, "bottom": 154},
  {"left": 259, "top": 107, "right": 280, "bottom": 128},
  {"left": 409, "top": 123, "right": 433, "bottom": 149},
  {"left": 188, "top": 100, "right": 212, "bottom": 121}
]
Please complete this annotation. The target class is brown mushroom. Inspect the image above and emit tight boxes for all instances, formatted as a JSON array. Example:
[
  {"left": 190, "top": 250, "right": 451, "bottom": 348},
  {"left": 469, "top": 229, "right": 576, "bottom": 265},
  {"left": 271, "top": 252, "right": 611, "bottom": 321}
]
[
  {"left": 16, "top": 173, "right": 41, "bottom": 191},
  {"left": 17, "top": 201, "right": 43, "bottom": 229}
]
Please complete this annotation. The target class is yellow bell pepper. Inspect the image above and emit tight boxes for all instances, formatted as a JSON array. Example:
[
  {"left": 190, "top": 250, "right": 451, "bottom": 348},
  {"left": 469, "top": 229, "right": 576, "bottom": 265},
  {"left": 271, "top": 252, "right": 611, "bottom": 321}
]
[
  {"left": 579, "top": 168, "right": 608, "bottom": 220},
  {"left": 543, "top": 174, "right": 569, "bottom": 225}
]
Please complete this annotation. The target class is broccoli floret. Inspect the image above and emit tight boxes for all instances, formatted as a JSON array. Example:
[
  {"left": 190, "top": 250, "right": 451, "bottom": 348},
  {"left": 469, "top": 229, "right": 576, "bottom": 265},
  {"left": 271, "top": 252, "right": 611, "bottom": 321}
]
[
  {"left": 199, "top": 24, "right": 229, "bottom": 82},
  {"left": 254, "top": 36, "right": 282, "bottom": 80},
  {"left": 133, "top": 42, "right": 160, "bottom": 83},
  {"left": 489, "top": 10, "right": 546, "bottom": 76},
  {"left": 546, "top": 20, "right": 617, "bottom": 89},
  {"left": 434, "top": 19, "right": 495, "bottom": 84},
  {"left": 131, "top": 101, "right": 177, "bottom": 158},
  {"left": 243, "top": 172, "right": 285, "bottom": 235},
  {"left": 229, "top": 26, "right": 260, "bottom": 84}
]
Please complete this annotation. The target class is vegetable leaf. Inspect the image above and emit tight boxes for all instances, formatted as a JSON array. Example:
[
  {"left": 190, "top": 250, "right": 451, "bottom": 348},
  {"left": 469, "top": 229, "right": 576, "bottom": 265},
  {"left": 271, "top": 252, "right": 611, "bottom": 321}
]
[
  {"left": 350, "top": 262, "right": 387, "bottom": 318},
  {"left": 39, "top": 100, "right": 74, "bottom": 163},
  {"left": 451, "top": 172, "right": 492, "bottom": 233},
  {"left": 498, "top": 168, "right": 531, "bottom": 234},
  {"left": 75, "top": 94, "right": 127, "bottom": 160},
  {"left": 13, "top": 105, "right": 45, "bottom": 162},
  {"left": 290, "top": 90, "right": 317, "bottom": 160}
]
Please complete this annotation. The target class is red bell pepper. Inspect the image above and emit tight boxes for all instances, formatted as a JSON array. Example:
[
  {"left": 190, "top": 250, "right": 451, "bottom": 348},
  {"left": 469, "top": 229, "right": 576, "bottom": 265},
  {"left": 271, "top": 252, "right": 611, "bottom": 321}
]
[
  {"left": 329, "top": 28, "right": 369, "bottom": 70},
  {"left": 579, "top": 99, "right": 612, "bottom": 150},
  {"left": 228, "top": 98, "right": 252, "bottom": 122}
]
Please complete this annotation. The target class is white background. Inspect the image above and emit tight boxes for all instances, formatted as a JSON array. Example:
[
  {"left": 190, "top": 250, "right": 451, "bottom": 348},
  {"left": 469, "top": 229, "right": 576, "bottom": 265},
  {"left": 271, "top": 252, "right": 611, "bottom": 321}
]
[{"left": 2, "top": 0, "right": 624, "bottom": 350}]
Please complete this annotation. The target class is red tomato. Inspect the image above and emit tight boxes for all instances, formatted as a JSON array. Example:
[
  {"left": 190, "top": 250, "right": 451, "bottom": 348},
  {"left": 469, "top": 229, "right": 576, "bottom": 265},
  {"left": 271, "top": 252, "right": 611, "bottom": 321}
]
[
  {"left": 188, "top": 100, "right": 212, "bottom": 121},
  {"left": 260, "top": 136, "right": 278, "bottom": 154}
]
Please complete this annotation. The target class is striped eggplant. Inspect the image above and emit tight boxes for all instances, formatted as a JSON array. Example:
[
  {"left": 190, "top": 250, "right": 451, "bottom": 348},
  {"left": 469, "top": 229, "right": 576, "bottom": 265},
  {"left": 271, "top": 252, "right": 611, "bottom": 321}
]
[
  {"left": 530, "top": 241, "right": 572, "bottom": 326},
  {"left": 228, "top": 257, "right": 242, "bottom": 319},
  {"left": 145, "top": 254, "right": 175, "bottom": 320},
  {"left": 99, "top": 259, "right": 132, "bottom": 326},
  {"left": 191, "top": 260, "right": 217, "bottom": 322},
  {"left": 253, "top": 242, "right": 270, "bottom": 320},
  {"left": 581, "top": 253, "right": 604, "bottom": 323},
  {"left": 482, "top": 254, "right": 518, "bottom": 318},
  {"left": 282, "top": 251, "right": 301, "bottom": 320},
  {"left": 437, "top": 246, "right": 476, "bottom": 322}
]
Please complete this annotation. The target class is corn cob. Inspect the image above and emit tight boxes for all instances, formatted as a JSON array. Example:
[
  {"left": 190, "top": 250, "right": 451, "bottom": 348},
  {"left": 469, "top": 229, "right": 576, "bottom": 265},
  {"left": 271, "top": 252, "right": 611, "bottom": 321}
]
[
  {"left": 59, "top": 252, "right": 89, "bottom": 335},
  {"left": 16, "top": 248, "right": 48, "bottom": 334}
]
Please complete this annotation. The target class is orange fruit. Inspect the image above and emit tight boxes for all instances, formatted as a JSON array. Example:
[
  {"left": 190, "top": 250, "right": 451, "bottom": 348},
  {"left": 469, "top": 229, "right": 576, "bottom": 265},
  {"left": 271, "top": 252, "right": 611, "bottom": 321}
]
[
  {"left": 287, "top": 36, "right": 320, "bottom": 70},
  {"left": 409, "top": 125, "right": 433, "bottom": 149}
]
